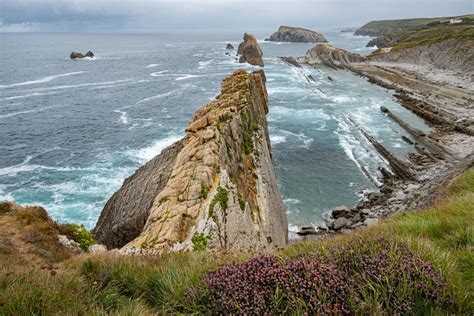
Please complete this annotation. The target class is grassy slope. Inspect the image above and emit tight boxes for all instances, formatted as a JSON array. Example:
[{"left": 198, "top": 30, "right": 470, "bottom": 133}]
[
  {"left": 0, "top": 169, "right": 472, "bottom": 314},
  {"left": 357, "top": 14, "right": 474, "bottom": 35},
  {"left": 390, "top": 25, "right": 474, "bottom": 51}
]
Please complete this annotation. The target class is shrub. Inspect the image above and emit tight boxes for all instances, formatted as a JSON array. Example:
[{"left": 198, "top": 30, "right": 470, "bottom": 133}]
[
  {"left": 200, "top": 182, "right": 209, "bottom": 200},
  {"left": 201, "top": 238, "right": 453, "bottom": 314},
  {"left": 61, "top": 224, "right": 96, "bottom": 251},
  {"left": 191, "top": 233, "right": 209, "bottom": 251}
]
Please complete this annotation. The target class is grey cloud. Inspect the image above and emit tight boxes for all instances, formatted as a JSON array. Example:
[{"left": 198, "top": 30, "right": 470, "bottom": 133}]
[{"left": 0, "top": 0, "right": 472, "bottom": 32}]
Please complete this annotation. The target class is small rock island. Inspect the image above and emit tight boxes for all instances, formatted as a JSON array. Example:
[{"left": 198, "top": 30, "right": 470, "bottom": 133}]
[
  {"left": 266, "top": 26, "right": 328, "bottom": 43},
  {"left": 237, "top": 33, "right": 264, "bottom": 67}
]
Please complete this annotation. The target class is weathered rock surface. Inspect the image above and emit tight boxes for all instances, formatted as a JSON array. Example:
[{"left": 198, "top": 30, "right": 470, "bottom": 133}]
[
  {"left": 93, "top": 140, "right": 184, "bottom": 249},
  {"left": 237, "top": 33, "right": 264, "bottom": 67},
  {"left": 266, "top": 26, "right": 328, "bottom": 43},
  {"left": 96, "top": 69, "right": 287, "bottom": 253},
  {"left": 368, "top": 38, "right": 474, "bottom": 74},
  {"left": 70, "top": 51, "right": 94, "bottom": 59},
  {"left": 303, "top": 44, "right": 366, "bottom": 69}
]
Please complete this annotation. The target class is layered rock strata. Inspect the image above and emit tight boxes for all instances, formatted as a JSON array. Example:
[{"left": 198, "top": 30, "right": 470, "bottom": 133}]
[
  {"left": 303, "top": 44, "right": 366, "bottom": 69},
  {"left": 237, "top": 33, "right": 264, "bottom": 67},
  {"left": 93, "top": 141, "right": 184, "bottom": 249},
  {"left": 94, "top": 70, "right": 288, "bottom": 253},
  {"left": 266, "top": 26, "right": 328, "bottom": 43}
]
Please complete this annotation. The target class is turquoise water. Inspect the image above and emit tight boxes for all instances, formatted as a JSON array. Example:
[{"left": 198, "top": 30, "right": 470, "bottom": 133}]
[{"left": 0, "top": 31, "right": 429, "bottom": 232}]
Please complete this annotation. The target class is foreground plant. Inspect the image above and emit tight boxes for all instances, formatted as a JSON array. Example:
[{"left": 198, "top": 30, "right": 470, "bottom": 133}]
[{"left": 201, "top": 237, "right": 453, "bottom": 314}]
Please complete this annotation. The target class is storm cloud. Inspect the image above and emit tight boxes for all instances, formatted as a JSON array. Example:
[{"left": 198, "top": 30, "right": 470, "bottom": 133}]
[{"left": 1, "top": 0, "right": 472, "bottom": 33}]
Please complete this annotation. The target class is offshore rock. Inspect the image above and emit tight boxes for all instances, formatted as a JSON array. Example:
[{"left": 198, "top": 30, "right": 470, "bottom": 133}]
[
  {"left": 303, "top": 44, "right": 366, "bottom": 69},
  {"left": 226, "top": 43, "right": 235, "bottom": 49},
  {"left": 237, "top": 33, "right": 264, "bottom": 67},
  {"left": 70, "top": 51, "right": 94, "bottom": 59},
  {"left": 97, "top": 69, "right": 287, "bottom": 253},
  {"left": 266, "top": 26, "right": 328, "bottom": 43}
]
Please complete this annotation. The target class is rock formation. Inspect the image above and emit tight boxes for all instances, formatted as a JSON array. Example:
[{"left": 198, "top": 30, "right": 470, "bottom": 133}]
[
  {"left": 70, "top": 51, "right": 94, "bottom": 59},
  {"left": 94, "top": 69, "right": 288, "bottom": 253},
  {"left": 303, "top": 44, "right": 366, "bottom": 69},
  {"left": 93, "top": 141, "right": 184, "bottom": 249},
  {"left": 368, "top": 37, "right": 474, "bottom": 74},
  {"left": 226, "top": 43, "right": 235, "bottom": 49},
  {"left": 266, "top": 26, "right": 328, "bottom": 43},
  {"left": 237, "top": 33, "right": 264, "bottom": 67}
]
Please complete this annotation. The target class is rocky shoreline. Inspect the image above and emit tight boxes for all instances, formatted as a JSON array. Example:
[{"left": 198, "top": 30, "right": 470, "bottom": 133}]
[{"left": 289, "top": 44, "right": 474, "bottom": 239}]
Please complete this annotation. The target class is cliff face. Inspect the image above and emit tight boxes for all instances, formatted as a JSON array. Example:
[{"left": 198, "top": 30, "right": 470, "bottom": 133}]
[
  {"left": 369, "top": 38, "right": 474, "bottom": 74},
  {"left": 92, "top": 141, "right": 184, "bottom": 249},
  {"left": 96, "top": 70, "right": 287, "bottom": 253},
  {"left": 237, "top": 33, "right": 264, "bottom": 67},
  {"left": 303, "top": 44, "right": 366, "bottom": 69},
  {"left": 266, "top": 26, "right": 328, "bottom": 43}
]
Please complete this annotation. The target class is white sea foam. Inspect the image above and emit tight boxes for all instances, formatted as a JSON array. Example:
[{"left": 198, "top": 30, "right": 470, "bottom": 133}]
[
  {"left": 30, "top": 79, "right": 135, "bottom": 92},
  {"left": 0, "top": 71, "right": 84, "bottom": 88},
  {"left": 198, "top": 59, "right": 214, "bottom": 69},
  {"left": 150, "top": 70, "right": 169, "bottom": 76},
  {"left": 133, "top": 135, "right": 183, "bottom": 162},
  {"left": 175, "top": 74, "right": 200, "bottom": 81},
  {"left": 146, "top": 63, "right": 159, "bottom": 68},
  {"left": 0, "top": 105, "right": 64, "bottom": 119},
  {"left": 331, "top": 95, "right": 356, "bottom": 103},
  {"left": 136, "top": 88, "right": 182, "bottom": 104},
  {"left": 114, "top": 110, "right": 129, "bottom": 125},
  {"left": 270, "top": 135, "right": 287, "bottom": 145}
]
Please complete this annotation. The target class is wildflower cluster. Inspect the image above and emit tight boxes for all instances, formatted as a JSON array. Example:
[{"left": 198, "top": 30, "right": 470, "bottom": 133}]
[{"left": 201, "top": 238, "right": 452, "bottom": 314}]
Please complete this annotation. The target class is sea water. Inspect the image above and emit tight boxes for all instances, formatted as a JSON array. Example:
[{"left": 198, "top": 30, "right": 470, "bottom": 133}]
[{"left": 0, "top": 30, "right": 430, "bottom": 233}]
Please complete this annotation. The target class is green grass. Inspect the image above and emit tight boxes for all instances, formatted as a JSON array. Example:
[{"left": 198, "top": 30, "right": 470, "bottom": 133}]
[
  {"left": 0, "top": 169, "right": 472, "bottom": 314},
  {"left": 391, "top": 25, "right": 474, "bottom": 51}
]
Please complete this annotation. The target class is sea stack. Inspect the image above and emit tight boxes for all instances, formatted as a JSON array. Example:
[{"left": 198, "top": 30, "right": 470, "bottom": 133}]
[
  {"left": 93, "top": 69, "right": 288, "bottom": 253},
  {"left": 266, "top": 26, "right": 328, "bottom": 43},
  {"left": 237, "top": 33, "right": 264, "bottom": 67}
]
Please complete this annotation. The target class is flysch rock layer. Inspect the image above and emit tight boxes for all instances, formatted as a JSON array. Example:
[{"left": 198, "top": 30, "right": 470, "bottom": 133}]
[
  {"left": 96, "top": 69, "right": 287, "bottom": 254},
  {"left": 302, "top": 44, "right": 366, "bottom": 69},
  {"left": 266, "top": 26, "right": 328, "bottom": 43},
  {"left": 93, "top": 140, "right": 184, "bottom": 249}
]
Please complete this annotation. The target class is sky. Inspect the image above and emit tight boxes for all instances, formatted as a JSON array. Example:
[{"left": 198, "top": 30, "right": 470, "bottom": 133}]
[{"left": 0, "top": 0, "right": 473, "bottom": 33}]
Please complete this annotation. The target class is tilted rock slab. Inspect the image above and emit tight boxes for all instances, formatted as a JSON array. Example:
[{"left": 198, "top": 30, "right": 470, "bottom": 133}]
[
  {"left": 303, "top": 44, "right": 366, "bottom": 69},
  {"left": 266, "top": 26, "right": 328, "bottom": 43},
  {"left": 96, "top": 69, "right": 288, "bottom": 253},
  {"left": 93, "top": 140, "right": 184, "bottom": 248},
  {"left": 237, "top": 33, "right": 264, "bottom": 67}
]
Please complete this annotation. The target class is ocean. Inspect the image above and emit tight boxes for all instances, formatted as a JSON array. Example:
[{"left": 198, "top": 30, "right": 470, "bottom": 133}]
[{"left": 0, "top": 30, "right": 430, "bottom": 234}]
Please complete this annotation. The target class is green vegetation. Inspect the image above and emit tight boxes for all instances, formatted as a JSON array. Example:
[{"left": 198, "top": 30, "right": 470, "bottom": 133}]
[
  {"left": 0, "top": 169, "right": 472, "bottom": 314},
  {"left": 208, "top": 186, "right": 229, "bottom": 220},
  {"left": 238, "top": 198, "right": 245, "bottom": 211},
  {"left": 199, "top": 181, "right": 209, "bottom": 200},
  {"left": 191, "top": 233, "right": 210, "bottom": 251},
  {"left": 390, "top": 25, "right": 474, "bottom": 51},
  {"left": 61, "top": 223, "right": 96, "bottom": 251},
  {"left": 158, "top": 196, "right": 169, "bottom": 206}
]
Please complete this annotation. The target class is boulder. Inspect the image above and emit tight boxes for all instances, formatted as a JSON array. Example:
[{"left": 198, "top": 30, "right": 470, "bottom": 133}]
[
  {"left": 266, "top": 26, "right": 328, "bottom": 43},
  {"left": 332, "top": 217, "right": 350, "bottom": 230},
  {"left": 363, "top": 218, "right": 379, "bottom": 227},
  {"left": 226, "top": 43, "right": 234, "bottom": 49},
  {"left": 237, "top": 33, "right": 264, "bottom": 67},
  {"left": 332, "top": 205, "right": 350, "bottom": 218},
  {"left": 70, "top": 51, "right": 94, "bottom": 59},
  {"left": 88, "top": 244, "right": 107, "bottom": 253}
]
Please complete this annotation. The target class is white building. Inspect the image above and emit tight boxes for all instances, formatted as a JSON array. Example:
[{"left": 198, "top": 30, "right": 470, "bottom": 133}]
[{"left": 450, "top": 18, "right": 463, "bottom": 24}]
